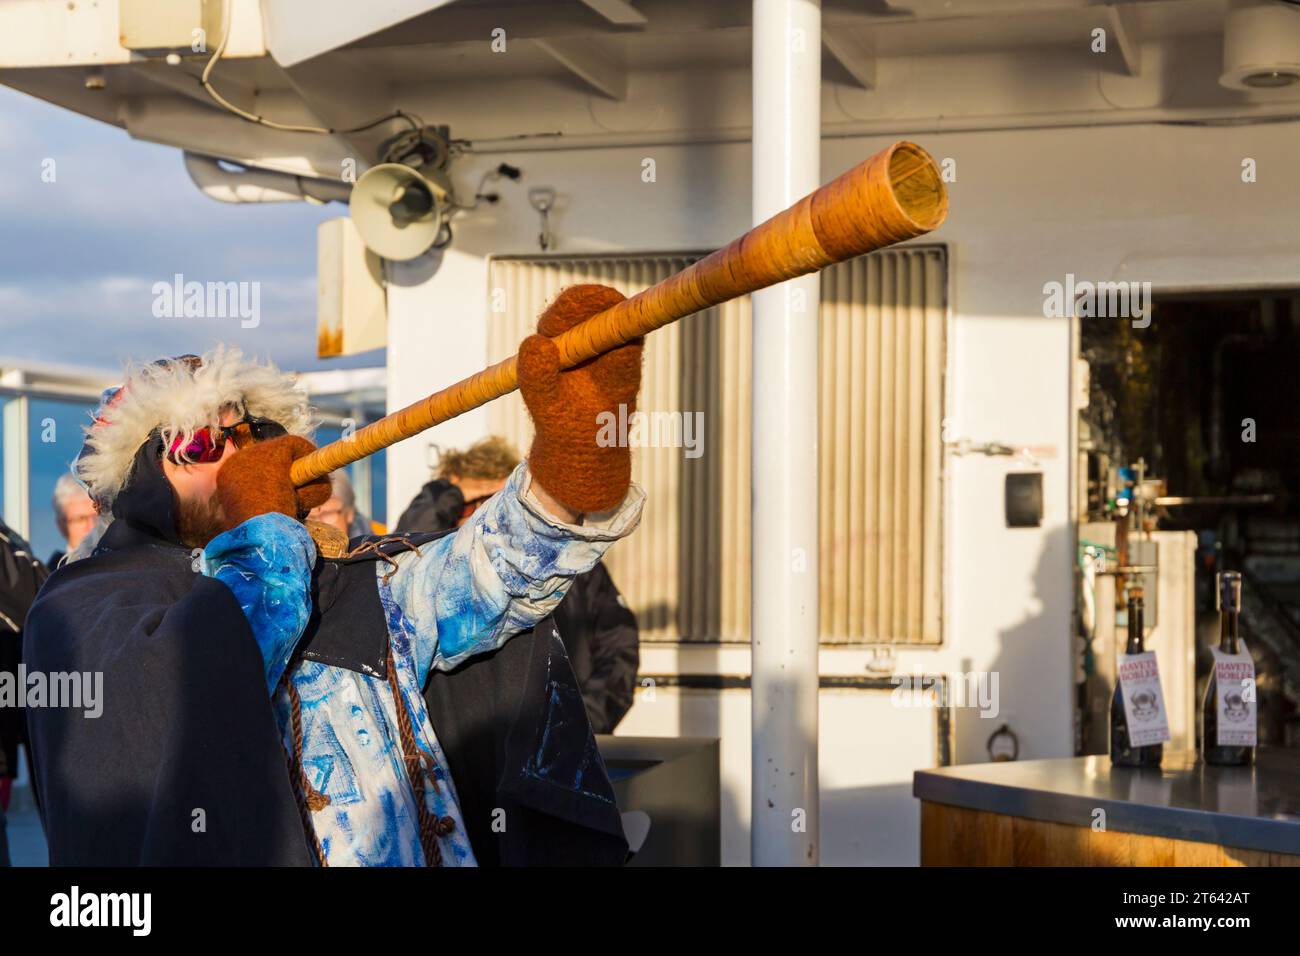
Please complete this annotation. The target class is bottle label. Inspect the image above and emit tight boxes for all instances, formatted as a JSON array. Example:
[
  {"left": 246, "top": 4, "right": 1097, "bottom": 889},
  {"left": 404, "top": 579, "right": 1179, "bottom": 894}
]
[
  {"left": 1117, "top": 650, "right": 1171, "bottom": 747},
  {"left": 1211, "top": 642, "right": 1257, "bottom": 747}
]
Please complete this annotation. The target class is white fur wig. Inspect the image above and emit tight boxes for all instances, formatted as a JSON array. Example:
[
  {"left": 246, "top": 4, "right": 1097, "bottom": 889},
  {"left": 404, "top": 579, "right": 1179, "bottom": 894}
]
[{"left": 76, "top": 345, "right": 315, "bottom": 508}]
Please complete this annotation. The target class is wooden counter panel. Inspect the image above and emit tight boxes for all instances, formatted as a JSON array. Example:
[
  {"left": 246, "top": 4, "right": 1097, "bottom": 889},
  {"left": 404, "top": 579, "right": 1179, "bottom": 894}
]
[{"left": 920, "top": 801, "right": 1300, "bottom": 866}]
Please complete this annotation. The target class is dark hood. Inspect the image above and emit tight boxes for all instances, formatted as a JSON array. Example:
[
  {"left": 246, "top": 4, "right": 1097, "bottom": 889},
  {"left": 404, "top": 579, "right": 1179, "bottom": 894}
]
[{"left": 104, "top": 435, "right": 184, "bottom": 549}]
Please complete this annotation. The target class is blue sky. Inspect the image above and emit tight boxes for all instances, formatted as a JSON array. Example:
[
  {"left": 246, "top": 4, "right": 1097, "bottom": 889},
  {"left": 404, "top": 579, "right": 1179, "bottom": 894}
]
[{"left": 0, "top": 85, "right": 383, "bottom": 376}]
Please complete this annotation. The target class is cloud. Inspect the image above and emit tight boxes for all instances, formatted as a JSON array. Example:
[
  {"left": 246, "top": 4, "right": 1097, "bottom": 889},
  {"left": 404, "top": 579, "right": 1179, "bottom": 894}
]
[
  {"left": 0, "top": 273, "right": 376, "bottom": 374},
  {"left": 0, "top": 86, "right": 378, "bottom": 373}
]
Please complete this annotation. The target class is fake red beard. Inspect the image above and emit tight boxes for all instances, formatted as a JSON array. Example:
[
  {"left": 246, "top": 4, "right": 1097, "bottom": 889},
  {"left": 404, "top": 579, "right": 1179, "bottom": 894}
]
[{"left": 174, "top": 489, "right": 227, "bottom": 549}]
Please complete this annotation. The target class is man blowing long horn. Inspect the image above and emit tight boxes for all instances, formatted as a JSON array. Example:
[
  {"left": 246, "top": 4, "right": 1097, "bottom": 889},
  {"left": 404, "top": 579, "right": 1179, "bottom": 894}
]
[{"left": 24, "top": 284, "right": 644, "bottom": 866}]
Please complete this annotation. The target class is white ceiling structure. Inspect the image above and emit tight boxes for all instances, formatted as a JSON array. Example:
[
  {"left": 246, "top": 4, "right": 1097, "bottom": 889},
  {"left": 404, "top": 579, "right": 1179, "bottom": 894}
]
[{"left": 0, "top": 0, "right": 1296, "bottom": 185}]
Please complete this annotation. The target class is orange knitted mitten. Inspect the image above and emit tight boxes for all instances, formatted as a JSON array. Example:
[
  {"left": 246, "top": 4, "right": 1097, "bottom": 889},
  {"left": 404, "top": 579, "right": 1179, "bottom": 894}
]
[
  {"left": 517, "top": 284, "right": 644, "bottom": 515},
  {"left": 216, "top": 435, "right": 332, "bottom": 531}
]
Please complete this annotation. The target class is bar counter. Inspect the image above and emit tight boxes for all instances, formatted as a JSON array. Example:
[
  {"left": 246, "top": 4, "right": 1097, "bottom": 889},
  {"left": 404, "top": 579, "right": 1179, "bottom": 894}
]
[{"left": 913, "top": 748, "right": 1300, "bottom": 866}]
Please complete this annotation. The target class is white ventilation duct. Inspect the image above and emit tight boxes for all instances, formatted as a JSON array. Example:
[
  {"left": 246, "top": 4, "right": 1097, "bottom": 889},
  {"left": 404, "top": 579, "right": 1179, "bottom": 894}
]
[
  {"left": 183, "top": 152, "right": 353, "bottom": 204},
  {"left": 1220, "top": 0, "right": 1300, "bottom": 91}
]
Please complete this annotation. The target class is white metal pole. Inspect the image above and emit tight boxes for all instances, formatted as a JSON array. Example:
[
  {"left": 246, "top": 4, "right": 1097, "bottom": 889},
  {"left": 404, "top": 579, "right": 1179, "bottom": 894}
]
[
  {"left": 348, "top": 403, "right": 374, "bottom": 521},
  {"left": 2, "top": 395, "right": 31, "bottom": 538},
  {"left": 750, "top": 0, "right": 821, "bottom": 867}
]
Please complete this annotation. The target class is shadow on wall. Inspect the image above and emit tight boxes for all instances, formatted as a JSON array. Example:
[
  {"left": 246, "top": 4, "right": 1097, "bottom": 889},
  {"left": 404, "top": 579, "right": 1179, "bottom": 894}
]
[
  {"left": 384, "top": 247, "right": 444, "bottom": 288},
  {"left": 957, "top": 522, "right": 1075, "bottom": 765},
  {"left": 820, "top": 782, "right": 921, "bottom": 867}
]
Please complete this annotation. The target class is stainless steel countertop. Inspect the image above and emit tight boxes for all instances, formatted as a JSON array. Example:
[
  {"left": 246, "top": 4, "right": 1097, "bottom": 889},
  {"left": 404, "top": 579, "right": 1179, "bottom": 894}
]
[{"left": 913, "top": 748, "right": 1300, "bottom": 854}]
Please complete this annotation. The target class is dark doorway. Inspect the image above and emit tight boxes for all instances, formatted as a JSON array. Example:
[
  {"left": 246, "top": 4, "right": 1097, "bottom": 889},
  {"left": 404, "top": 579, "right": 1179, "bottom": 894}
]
[{"left": 1079, "top": 291, "right": 1300, "bottom": 750}]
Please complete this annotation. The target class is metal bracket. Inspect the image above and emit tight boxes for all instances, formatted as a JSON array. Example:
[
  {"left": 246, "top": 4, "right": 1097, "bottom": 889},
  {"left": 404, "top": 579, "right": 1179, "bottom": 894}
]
[{"left": 945, "top": 437, "right": 1057, "bottom": 469}]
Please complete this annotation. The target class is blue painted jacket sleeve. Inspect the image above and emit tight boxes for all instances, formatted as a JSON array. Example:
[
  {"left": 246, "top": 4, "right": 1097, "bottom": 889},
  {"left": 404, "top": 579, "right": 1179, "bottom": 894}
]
[
  {"left": 386, "top": 462, "right": 645, "bottom": 685},
  {"left": 201, "top": 512, "right": 316, "bottom": 694}
]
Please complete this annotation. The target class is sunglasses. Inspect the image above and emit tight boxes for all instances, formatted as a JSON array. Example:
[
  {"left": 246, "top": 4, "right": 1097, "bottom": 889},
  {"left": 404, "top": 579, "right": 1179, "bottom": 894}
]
[{"left": 163, "top": 415, "right": 288, "bottom": 465}]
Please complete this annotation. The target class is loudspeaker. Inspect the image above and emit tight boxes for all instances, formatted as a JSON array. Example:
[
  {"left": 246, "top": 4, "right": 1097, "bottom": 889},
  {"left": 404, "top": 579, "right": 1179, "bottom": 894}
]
[{"left": 348, "top": 163, "right": 452, "bottom": 261}]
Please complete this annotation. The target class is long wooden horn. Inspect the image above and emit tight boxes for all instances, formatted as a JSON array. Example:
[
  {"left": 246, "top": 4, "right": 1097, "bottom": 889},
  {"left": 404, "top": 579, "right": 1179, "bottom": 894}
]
[{"left": 291, "top": 140, "right": 948, "bottom": 486}]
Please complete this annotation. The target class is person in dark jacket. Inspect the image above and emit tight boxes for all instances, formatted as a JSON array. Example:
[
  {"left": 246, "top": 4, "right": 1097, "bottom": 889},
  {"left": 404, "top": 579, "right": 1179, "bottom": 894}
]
[
  {"left": 0, "top": 519, "right": 48, "bottom": 866},
  {"left": 396, "top": 435, "right": 641, "bottom": 733}
]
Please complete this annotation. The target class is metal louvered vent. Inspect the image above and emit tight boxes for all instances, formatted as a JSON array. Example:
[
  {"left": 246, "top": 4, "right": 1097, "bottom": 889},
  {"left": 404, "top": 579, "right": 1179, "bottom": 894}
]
[{"left": 488, "top": 245, "right": 946, "bottom": 644}]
